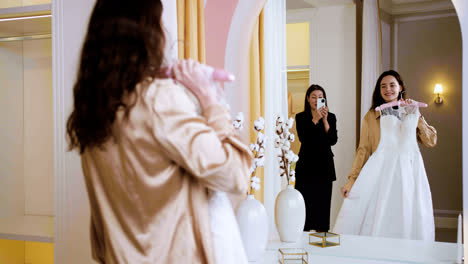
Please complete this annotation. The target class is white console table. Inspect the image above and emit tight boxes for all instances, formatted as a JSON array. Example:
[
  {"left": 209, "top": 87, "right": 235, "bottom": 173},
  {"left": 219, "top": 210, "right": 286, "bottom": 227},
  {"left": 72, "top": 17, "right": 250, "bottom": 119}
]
[{"left": 259, "top": 233, "right": 458, "bottom": 264}]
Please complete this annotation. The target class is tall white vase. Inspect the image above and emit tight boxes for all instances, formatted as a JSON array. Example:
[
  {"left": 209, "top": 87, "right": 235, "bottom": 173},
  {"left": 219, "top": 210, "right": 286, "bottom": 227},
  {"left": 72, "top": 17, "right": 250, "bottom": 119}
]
[
  {"left": 236, "top": 194, "right": 269, "bottom": 262},
  {"left": 274, "top": 185, "right": 306, "bottom": 242}
]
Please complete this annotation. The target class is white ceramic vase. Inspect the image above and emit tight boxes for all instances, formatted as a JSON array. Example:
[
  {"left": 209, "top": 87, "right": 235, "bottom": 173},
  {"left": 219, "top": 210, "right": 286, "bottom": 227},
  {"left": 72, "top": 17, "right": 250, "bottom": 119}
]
[
  {"left": 274, "top": 185, "right": 306, "bottom": 242},
  {"left": 236, "top": 194, "right": 269, "bottom": 262}
]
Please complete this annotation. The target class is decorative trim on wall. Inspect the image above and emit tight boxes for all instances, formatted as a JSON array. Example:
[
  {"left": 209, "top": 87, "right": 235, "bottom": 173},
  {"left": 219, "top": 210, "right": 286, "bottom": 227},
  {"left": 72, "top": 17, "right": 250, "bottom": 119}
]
[
  {"left": 392, "top": 22, "right": 398, "bottom": 71},
  {"left": 303, "top": 0, "right": 354, "bottom": 8},
  {"left": 391, "top": 0, "right": 454, "bottom": 15},
  {"left": 380, "top": 9, "right": 393, "bottom": 24},
  {"left": 309, "top": 10, "right": 318, "bottom": 85},
  {"left": 287, "top": 65, "right": 309, "bottom": 70},
  {"left": 52, "top": 0, "right": 65, "bottom": 260},
  {"left": 0, "top": 3, "right": 51, "bottom": 17},
  {"left": 395, "top": 11, "right": 457, "bottom": 22},
  {"left": 0, "top": 34, "right": 51, "bottom": 42},
  {"left": 434, "top": 209, "right": 462, "bottom": 229},
  {"left": 286, "top": 8, "right": 315, "bottom": 23}
]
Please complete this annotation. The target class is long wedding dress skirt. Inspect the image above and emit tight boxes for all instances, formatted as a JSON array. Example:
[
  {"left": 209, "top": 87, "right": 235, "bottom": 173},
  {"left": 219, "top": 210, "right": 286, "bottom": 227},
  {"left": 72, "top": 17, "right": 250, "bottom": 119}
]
[
  {"left": 333, "top": 106, "right": 435, "bottom": 241},
  {"left": 208, "top": 191, "right": 248, "bottom": 264}
]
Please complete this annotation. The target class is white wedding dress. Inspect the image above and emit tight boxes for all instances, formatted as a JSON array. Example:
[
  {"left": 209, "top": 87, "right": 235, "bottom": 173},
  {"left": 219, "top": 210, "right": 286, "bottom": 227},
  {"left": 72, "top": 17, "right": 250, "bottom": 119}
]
[
  {"left": 333, "top": 105, "right": 435, "bottom": 241},
  {"left": 208, "top": 191, "right": 248, "bottom": 264}
]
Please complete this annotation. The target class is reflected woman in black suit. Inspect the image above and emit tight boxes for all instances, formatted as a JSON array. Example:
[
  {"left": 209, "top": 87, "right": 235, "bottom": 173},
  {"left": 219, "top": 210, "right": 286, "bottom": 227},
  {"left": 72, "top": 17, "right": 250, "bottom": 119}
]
[{"left": 295, "top": 84, "right": 338, "bottom": 232}]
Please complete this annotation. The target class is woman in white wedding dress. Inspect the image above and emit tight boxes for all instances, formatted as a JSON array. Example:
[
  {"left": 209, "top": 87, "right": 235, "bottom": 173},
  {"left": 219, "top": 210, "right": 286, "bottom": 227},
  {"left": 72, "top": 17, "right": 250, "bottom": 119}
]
[{"left": 333, "top": 70, "right": 437, "bottom": 241}]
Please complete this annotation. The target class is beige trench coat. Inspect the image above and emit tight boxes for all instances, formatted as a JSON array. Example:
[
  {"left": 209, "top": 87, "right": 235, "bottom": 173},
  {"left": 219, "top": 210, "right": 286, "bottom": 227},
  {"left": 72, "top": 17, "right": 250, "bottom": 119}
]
[{"left": 81, "top": 78, "right": 252, "bottom": 264}]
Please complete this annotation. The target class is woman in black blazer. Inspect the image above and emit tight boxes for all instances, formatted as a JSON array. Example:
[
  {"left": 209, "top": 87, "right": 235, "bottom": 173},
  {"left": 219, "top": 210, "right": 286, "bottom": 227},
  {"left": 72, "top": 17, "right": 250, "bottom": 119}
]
[{"left": 295, "top": 84, "right": 338, "bottom": 232}]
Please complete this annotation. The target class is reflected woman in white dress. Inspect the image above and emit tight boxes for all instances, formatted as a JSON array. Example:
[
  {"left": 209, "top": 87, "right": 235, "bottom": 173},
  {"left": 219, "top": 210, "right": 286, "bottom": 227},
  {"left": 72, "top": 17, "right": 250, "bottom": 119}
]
[{"left": 333, "top": 70, "right": 437, "bottom": 240}]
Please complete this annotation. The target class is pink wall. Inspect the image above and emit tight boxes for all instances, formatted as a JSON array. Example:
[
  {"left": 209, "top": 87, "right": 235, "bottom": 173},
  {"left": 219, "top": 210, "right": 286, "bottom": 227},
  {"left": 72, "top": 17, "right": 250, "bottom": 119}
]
[{"left": 205, "top": 0, "right": 239, "bottom": 69}]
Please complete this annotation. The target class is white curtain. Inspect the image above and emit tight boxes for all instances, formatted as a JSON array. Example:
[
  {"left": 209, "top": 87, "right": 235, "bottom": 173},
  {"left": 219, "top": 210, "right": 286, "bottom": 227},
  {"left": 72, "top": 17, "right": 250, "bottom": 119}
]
[
  {"left": 263, "top": 0, "right": 288, "bottom": 240},
  {"left": 361, "top": 0, "right": 382, "bottom": 120},
  {"left": 161, "top": 0, "right": 178, "bottom": 62}
]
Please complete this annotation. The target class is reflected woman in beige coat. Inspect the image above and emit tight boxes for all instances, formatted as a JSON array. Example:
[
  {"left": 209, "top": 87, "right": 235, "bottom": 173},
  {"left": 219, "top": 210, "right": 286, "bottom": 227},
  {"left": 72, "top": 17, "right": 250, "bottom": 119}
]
[
  {"left": 341, "top": 70, "right": 437, "bottom": 197},
  {"left": 66, "top": 1, "right": 252, "bottom": 263}
]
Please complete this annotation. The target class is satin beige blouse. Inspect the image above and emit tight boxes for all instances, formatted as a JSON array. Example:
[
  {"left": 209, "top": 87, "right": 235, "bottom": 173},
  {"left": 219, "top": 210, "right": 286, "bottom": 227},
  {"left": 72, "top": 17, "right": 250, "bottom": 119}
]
[
  {"left": 348, "top": 109, "right": 437, "bottom": 180},
  {"left": 81, "top": 78, "right": 252, "bottom": 264}
]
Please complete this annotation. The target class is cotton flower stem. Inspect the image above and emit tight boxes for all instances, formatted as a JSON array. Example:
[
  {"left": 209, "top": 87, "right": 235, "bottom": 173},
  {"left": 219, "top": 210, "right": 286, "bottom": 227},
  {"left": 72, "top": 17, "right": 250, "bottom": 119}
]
[
  {"left": 248, "top": 171, "right": 255, "bottom": 195},
  {"left": 281, "top": 149, "right": 290, "bottom": 184}
]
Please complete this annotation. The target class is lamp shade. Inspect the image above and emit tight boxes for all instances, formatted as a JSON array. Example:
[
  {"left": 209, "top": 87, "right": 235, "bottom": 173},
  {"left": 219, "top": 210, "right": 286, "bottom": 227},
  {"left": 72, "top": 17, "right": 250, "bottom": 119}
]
[{"left": 434, "top": 84, "right": 443, "bottom": 94}]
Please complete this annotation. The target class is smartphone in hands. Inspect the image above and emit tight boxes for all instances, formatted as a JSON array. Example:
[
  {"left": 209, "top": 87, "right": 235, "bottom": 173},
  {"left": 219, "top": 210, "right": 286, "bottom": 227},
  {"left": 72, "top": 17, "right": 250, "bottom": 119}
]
[{"left": 317, "top": 98, "right": 326, "bottom": 110}]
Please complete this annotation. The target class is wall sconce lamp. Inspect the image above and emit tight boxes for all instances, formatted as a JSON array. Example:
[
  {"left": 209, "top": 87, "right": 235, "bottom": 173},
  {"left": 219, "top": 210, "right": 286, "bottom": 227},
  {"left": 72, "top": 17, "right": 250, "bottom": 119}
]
[{"left": 434, "top": 84, "right": 443, "bottom": 104}]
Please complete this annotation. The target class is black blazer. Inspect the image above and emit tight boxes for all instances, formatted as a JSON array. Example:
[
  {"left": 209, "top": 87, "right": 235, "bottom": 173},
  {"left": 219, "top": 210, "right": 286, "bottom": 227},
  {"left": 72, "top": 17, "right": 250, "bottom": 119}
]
[{"left": 294, "top": 111, "right": 338, "bottom": 182}]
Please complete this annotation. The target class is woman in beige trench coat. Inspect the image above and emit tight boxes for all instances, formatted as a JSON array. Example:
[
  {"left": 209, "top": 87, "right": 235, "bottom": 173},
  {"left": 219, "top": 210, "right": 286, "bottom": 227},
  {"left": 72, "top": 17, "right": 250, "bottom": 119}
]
[{"left": 66, "top": 1, "right": 252, "bottom": 263}]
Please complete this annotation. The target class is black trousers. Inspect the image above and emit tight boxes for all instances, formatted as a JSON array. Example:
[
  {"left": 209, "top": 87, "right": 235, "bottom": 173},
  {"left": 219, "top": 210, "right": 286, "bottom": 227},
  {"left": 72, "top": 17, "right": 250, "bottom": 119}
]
[{"left": 296, "top": 181, "right": 333, "bottom": 232}]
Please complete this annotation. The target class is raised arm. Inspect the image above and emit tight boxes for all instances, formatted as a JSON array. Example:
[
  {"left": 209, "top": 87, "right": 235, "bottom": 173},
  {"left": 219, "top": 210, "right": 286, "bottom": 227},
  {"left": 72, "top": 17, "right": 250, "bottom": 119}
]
[
  {"left": 326, "top": 113, "right": 338, "bottom": 146},
  {"left": 151, "top": 82, "right": 252, "bottom": 194}
]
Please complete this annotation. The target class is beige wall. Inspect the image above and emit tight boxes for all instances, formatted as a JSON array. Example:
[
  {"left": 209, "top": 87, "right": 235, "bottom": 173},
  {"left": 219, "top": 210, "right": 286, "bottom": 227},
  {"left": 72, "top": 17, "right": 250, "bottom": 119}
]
[
  {"left": 23, "top": 39, "right": 53, "bottom": 216},
  {"left": 397, "top": 16, "right": 462, "bottom": 212},
  {"left": 0, "top": 38, "right": 53, "bottom": 218},
  {"left": 0, "top": 41, "right": 25, "bottom": 218},
  {"left": 286, "top": 22, "right": 309, "bottom": 67},
  {"left": 287, "top": 4, "right": 357, "bottom": 229}
]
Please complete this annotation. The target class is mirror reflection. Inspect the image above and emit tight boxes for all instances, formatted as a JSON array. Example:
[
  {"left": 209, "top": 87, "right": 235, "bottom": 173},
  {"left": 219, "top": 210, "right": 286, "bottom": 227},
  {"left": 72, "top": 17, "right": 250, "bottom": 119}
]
[{"left": 286, "top": 0, "right": 462, "bottom": 243}]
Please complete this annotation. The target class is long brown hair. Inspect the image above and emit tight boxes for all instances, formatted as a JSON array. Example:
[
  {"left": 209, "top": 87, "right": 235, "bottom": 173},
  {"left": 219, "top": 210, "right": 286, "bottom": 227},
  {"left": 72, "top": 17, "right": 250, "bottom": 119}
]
[
  {"left": 370, "top": 70, "right": 407, "bottom": 110},
  {"left": 66, "top": 0, "right": 166, "bottom": 153}
]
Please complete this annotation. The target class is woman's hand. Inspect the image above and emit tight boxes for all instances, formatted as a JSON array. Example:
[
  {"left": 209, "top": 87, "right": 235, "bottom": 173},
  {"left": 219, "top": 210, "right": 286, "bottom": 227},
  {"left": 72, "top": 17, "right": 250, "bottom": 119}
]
[
  {"left": 341, "top": 179, "right": 355, "bottom": 198},
  {"left": 321, "top": 106, "right": 330, "bottom": 132},
  {"left": 319, "top": 106, "right": 328, "bottom": 119},
  {"left": 400, "top": 98, "right": 414, "bottom": 105},
  {"left": 171, "top": 59, "right": 218, "bottom": 110}
]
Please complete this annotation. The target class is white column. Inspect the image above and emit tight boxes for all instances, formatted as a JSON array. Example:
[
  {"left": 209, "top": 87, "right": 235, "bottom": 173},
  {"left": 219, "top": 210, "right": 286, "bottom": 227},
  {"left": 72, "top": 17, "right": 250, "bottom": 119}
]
[
  {"left": 263, "top": 0, "right": 287, "bottom": 240},
  {"left": 361, "top": 0, "right": 382, "bottom": 120},
  {"left": 53, "top": 0, "right": 96, "bottom": 263},
  {"left": 451, "top": 0, "right": 467, "bottom": 260},
  {"left": 161, "top": 0, "right": 178, "bottom": 61}
]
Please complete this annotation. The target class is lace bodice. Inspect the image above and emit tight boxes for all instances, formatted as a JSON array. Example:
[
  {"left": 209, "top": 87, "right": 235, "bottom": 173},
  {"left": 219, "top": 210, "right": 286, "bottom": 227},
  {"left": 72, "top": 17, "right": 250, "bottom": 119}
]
[{"left": 378, "top": 105, "right": 420, "bottom": 152}]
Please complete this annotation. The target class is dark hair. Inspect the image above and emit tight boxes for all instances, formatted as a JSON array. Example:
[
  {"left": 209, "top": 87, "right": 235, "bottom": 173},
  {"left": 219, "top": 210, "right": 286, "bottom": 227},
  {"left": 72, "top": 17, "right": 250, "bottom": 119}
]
[
  {"left": 66, "top": 0, "right": 166, "bottom": 153},
  {"left": 304, "top": 84, "right": 328, "bottom": 115},
  {"left": 370, "top": 70, "right": 407, "bottom": 110}
]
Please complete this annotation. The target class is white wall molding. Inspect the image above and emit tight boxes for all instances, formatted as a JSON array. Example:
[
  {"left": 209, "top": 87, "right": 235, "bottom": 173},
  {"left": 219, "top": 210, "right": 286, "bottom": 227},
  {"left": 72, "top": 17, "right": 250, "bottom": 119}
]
[
  {"left": 391, "top": 0, "right": 454, "bottom": 15},
  {"left": 0, "top": 3, "right": 51, "bottom": 16},
  {"left": 392, "top": 22, "right": 398, "bottom": 71},
  {"left": 303, "top": 0, "right": 354, "bottom": 8},
  {"left": 394, "top": 10, "right": 457, "bottom": 22},
  {"left": 52, "top": 0, "right": 66, "bottom": 259},
  {"left": 309, "top": 10, "right": 318, "bottom": 84},
  {"left": 434, "top": 209, "right": 462, "bottom": 229},
  {"left": 287, "top": 8, "right": 315, "bottom": 23}
]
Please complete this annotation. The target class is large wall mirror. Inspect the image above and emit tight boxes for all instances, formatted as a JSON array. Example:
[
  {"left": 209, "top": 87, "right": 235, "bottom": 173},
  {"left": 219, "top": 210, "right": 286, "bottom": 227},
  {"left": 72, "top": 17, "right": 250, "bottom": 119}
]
[{"left": 285, "top": 0, "right": 461, "bottom": 245}]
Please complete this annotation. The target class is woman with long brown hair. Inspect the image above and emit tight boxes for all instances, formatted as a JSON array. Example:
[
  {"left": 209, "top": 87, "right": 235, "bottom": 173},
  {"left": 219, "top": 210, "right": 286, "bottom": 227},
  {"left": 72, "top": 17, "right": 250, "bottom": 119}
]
[
  {"left": 334, "top": 70, "right": 437, "bottom": 240},
  {"left": 66, "top": 1, "right": 252, "bottom": 263}
]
